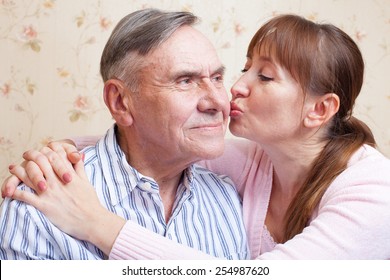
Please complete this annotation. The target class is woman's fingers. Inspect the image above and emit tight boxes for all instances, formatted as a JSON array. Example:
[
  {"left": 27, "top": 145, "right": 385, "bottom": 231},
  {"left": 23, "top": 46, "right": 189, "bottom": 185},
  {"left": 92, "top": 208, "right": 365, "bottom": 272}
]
[
  {"left": 40, "top": 147, "right": 74, "bottom": 183},
  {"left": 9, "top": 163, "right": 36, "bottom": 192},
  {"left": 2, "top": 141, "right": 83, "bottom": 198},
  {"left": 25, "top": 160, "right": 47, "bottom": 192},
  {"left": 48, "top": 141, "right": 81, "bottom": 165},
  {"left": 1, "top": 175, "right": 22, "bottom": 198},
  {"left": 22, "top": 148, "right": 73, "bottom": 185},
  {"left": 11, "top": 189, "right": 40, "bottom": 209},
  {"left": 73, "top": 155, "right": 87, "bottom": 180},
  {"left": 44, "top": 142, "right": 81, "bottom": 183}
]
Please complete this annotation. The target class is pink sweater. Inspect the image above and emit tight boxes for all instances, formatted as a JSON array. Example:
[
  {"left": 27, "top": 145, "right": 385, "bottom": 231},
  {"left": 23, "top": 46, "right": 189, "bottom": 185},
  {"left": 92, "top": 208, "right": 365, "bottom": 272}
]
[{"left": 75, "top": 137, "right": 390, "bottom": 259}]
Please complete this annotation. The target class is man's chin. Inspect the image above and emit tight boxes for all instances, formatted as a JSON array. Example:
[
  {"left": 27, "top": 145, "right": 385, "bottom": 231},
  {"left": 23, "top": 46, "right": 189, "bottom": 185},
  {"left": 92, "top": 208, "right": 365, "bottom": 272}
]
[{"left": 198, "top": 142, "right": 225, "bottom": 159}]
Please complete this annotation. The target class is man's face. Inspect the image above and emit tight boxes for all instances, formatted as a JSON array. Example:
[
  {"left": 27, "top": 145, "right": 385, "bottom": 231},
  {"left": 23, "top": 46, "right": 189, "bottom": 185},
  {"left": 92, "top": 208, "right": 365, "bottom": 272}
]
[{"left": 127, "top": 26, "right": 229, "bottom": 165}]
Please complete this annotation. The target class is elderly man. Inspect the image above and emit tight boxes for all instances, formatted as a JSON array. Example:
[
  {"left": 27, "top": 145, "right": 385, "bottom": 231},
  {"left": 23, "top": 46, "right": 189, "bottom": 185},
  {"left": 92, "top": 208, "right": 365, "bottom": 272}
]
[{"left": 0, "top": 8, "right": 248, "bottom": 260}]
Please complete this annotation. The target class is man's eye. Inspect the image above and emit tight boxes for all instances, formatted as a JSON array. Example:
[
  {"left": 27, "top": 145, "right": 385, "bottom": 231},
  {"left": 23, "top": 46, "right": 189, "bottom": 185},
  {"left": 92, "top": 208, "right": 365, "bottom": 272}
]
[
  {"left": 212, "top": 74, "right": 223, "bottom": 83},
  {"left": 211, "top": 74, "right": 224, "bottom": 88},
  {"left": 178, "top": 78, "right": 192, "bottom": 85},
  {"left": 259, "top": 74, "right": 273, "bottom": 82}
]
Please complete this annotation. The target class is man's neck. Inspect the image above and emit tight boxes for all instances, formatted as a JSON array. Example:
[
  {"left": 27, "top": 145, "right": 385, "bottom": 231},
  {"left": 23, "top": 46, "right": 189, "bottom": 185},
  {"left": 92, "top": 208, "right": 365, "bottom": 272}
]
[{"left": 116, "top": 126, "right": 188, "bottom": 222}]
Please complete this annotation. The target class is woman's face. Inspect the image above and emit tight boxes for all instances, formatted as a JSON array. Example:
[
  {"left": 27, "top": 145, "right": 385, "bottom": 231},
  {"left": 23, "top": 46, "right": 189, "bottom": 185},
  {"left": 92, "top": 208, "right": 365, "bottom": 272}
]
[{"left": 229, "top": 50, "right": 307, "bottom": 145}]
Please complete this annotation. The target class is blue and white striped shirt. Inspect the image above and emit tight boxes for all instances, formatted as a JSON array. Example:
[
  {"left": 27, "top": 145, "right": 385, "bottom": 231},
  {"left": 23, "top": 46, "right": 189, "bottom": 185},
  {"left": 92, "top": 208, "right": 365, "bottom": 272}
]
[{"left": 0, "top": 126, "right": 249, "bottom": 260}]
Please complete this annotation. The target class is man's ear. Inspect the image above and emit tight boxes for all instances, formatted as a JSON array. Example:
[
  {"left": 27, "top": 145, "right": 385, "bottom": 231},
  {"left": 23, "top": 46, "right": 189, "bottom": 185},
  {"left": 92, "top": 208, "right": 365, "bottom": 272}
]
[
  {"left": 303, "top": 93, "right": 340, "bottom": 128},
  {"left": 103, "top": 79, "right": 134, "bottom": 126}
]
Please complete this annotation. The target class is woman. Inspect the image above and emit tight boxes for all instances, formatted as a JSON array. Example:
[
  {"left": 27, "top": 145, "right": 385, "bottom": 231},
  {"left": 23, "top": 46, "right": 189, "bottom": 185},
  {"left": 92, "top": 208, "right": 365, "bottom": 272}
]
[{"left": 3, "top": 14, "right": 390, "bottom": 259}]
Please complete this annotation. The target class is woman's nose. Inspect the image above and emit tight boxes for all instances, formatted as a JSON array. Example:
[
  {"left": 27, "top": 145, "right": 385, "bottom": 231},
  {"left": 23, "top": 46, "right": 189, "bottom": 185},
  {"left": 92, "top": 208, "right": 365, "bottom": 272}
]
[{"left": 230, "top": 77, "right": 250, "bottom": 99}]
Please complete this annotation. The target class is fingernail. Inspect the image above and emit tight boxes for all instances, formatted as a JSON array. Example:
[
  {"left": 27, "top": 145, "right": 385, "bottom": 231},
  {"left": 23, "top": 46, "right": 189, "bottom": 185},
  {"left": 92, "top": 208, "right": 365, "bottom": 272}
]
[
  {"left": 37, "top": 181, "right": 46, "bottom": 191},
  {"left": 62, "top": 173, "right": 72, "bottom": 183},
  {"left": 8, "top": 164, "right": 15, "bottom": 170},
  {"left": 81, "top": 153, "right": 85, "bottom": 161}
]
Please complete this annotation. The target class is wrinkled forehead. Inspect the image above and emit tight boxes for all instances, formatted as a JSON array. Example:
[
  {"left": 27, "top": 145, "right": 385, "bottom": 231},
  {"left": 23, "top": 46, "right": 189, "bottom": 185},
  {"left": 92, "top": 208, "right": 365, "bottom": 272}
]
[{"left": 145, "top": 26, "right": 223, "bottom": 74}]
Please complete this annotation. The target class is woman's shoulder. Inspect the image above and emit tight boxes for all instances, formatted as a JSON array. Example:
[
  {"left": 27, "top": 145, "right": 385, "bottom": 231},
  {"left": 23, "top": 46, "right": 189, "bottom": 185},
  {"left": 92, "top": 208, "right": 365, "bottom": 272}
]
[
  {"left": 323, "top": 145, "right": 390, "bottom": 202},
  {"left": 347, "top": 145, "right": 390, "bottom": 175},
  {"left": 224, "top": 138, "right": 264, "bottom": 159},
  {"left": 198, "top": 138, "right": 270, "bottom": 194}
]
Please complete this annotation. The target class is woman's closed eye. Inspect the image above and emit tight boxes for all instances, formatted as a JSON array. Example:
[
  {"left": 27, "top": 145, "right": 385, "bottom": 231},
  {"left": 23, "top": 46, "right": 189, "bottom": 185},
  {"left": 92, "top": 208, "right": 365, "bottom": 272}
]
[{"left": 258, "top": 74, "right": 273, "bottom": 82}]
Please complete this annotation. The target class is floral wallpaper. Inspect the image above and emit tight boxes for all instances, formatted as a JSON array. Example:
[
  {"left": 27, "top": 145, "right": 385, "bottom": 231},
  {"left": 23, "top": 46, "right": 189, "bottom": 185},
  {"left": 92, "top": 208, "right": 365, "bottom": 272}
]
[{"left": 1, "top": 0, "right": 390, "bottom": 191}]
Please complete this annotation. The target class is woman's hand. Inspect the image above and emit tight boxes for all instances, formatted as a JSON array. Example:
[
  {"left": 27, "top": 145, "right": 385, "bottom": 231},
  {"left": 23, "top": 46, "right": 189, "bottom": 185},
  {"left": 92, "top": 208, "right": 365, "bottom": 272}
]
[
  {"left": 2, "top": 141, "right": 125, "bottom": 256},
  {"left": 2, "top": 140, "right": 80, "bottom": 198}
]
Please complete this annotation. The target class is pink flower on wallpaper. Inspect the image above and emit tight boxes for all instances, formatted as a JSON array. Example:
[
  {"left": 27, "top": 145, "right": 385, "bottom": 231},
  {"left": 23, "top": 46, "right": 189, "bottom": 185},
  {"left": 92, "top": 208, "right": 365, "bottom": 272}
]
[
  {"left": 234, "top": 23, "right": 244, "bottom": 35},
  {"left": 19, "top": 25, "right": 41, "bottom": 52},
  {"left": 22, "top": 25, "right": 38, "bottom": 40},
  {"left": 100, "top": 17, "right": 112, "bottom": 30},
  {"left": 73, "top": 95, "right": 90, "bottom": 110},
  {"left": 1, "top": 82, "right": 11, "bottom": 97},
  {"left": 355, "top": 30, "right": 367, "bottom": 42}
]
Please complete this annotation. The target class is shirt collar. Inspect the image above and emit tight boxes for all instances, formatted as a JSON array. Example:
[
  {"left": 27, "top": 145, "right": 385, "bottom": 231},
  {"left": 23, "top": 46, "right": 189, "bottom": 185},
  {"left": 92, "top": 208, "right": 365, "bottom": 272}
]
[{"left": 96, "top": 124, "right": 194, "bottom": 206}]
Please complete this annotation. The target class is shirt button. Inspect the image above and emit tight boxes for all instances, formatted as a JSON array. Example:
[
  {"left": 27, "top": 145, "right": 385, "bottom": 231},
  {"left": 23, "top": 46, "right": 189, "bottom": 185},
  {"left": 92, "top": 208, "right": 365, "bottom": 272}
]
[{"left": 142, "top": 182, "right": 152, "bottom": 191}]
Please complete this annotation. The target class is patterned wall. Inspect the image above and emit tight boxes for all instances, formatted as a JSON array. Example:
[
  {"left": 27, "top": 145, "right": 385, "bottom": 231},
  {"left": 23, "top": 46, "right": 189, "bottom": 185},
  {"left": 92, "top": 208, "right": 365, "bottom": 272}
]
[{"left": 1, "top": 0, "right": 390, "bottom": 187}]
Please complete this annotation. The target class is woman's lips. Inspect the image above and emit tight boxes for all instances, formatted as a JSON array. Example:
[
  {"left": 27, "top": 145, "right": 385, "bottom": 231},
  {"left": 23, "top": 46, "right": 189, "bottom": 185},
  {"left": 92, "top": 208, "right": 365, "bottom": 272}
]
[{"left": 230, "top": 102, "right": 243, "bottom": 117}]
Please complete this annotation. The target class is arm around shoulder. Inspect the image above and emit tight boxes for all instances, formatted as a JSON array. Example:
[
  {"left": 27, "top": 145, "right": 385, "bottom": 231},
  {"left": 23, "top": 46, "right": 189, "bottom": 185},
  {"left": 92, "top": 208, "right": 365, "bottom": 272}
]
[{"left": 109, "top": 221, "right": 216, "bottom": 260}]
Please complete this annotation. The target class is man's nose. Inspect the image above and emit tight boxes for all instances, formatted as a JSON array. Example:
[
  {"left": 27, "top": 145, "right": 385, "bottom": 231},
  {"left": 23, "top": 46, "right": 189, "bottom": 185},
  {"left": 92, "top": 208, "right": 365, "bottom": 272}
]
[{"left": 197, "top": 79, "right": 229, "bottom": 113}]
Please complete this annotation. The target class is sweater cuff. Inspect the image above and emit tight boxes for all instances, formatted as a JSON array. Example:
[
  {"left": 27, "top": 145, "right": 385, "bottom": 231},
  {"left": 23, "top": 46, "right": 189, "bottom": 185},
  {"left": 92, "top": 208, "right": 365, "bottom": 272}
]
[{"left": 71, "top": 135, "right": 101, "bottom": 150}]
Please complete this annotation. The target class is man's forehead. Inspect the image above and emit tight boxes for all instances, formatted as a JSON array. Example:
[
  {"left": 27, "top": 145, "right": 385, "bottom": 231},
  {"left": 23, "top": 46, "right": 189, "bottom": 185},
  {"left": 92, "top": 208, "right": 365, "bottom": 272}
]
[{"left": 144, "top": 52, "right": 223, "bottom": 76}]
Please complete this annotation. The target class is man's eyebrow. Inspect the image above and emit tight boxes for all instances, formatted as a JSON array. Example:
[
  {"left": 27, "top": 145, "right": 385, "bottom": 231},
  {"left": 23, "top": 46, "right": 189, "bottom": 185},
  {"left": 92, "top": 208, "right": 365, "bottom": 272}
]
[
  {"left": 173, "top": 70, "right": 202, "bottom": 78},
  {"left": 213, "top": 65, "right": 226, "bottom": 76},
  {"left": 172, "top": 65, "right": 226, "bottom": 79}
]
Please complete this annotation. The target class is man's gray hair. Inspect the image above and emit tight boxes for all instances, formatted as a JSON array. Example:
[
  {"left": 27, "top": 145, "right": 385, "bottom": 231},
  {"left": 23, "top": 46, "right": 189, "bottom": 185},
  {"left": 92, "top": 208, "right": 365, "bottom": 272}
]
[{"left": 100, "top": 8, "right": 198, "bottom": 91}]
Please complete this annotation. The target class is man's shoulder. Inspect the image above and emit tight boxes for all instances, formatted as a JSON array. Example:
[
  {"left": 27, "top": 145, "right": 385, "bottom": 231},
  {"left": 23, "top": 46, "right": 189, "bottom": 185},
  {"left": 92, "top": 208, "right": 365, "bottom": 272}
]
[
  {"left": 0, "top": 186, "right": 53, "bottom": 241},
  {"left": 191, "top": 164, "right": 236, "bottom": 191},
  {"left": 80, "top": 145, "right": 99, "bottom": 164},
  {"left": 192, "top": 164, "right": 232, "bottom": 178}
]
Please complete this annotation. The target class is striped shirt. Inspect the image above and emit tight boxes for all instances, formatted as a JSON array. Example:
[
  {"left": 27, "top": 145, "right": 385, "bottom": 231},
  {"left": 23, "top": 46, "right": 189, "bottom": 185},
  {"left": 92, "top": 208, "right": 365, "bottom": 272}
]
[{"left": 0, "top": 125, "right": 249, "bottom": 260}]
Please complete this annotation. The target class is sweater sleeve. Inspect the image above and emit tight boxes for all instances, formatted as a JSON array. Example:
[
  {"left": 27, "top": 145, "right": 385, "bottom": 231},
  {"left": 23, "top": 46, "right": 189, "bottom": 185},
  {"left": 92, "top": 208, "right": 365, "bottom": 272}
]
[
  {"left": 71, "top": 136, "right": 101, "bottom": 150},
  {"left": 110, "top": 146, "right": 390, "bottom": 260},
  {"left": 109, "top": 221, "right": 217, "bottom": 260}
]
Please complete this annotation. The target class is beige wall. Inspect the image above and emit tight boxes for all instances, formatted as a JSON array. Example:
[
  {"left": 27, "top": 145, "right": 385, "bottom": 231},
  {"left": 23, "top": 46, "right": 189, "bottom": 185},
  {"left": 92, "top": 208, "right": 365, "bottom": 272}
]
[{"left": 1, "top": 0, "right": 390, "bottom": 189}]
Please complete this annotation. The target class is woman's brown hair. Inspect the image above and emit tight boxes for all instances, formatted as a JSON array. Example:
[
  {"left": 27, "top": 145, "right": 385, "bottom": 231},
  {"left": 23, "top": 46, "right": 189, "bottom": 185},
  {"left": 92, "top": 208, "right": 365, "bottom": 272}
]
[{"left": 248, "top": 14, "right": 376, "bottom": 242}]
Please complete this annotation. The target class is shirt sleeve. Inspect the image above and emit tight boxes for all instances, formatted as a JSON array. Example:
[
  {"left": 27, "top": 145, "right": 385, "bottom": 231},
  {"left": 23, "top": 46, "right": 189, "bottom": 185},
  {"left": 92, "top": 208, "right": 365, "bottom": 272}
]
[{"left": 0, "top": 189, "right": 63, "bottom": 259}]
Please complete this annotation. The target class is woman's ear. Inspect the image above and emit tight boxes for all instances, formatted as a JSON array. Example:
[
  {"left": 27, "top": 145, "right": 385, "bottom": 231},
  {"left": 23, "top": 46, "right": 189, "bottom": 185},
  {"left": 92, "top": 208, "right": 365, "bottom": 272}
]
[
  {"left": 303, "top": 93, "right": 340, "bottom": 128},
  {"left": 103, "top": 79, "right": 134, "bottom": 126}
]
